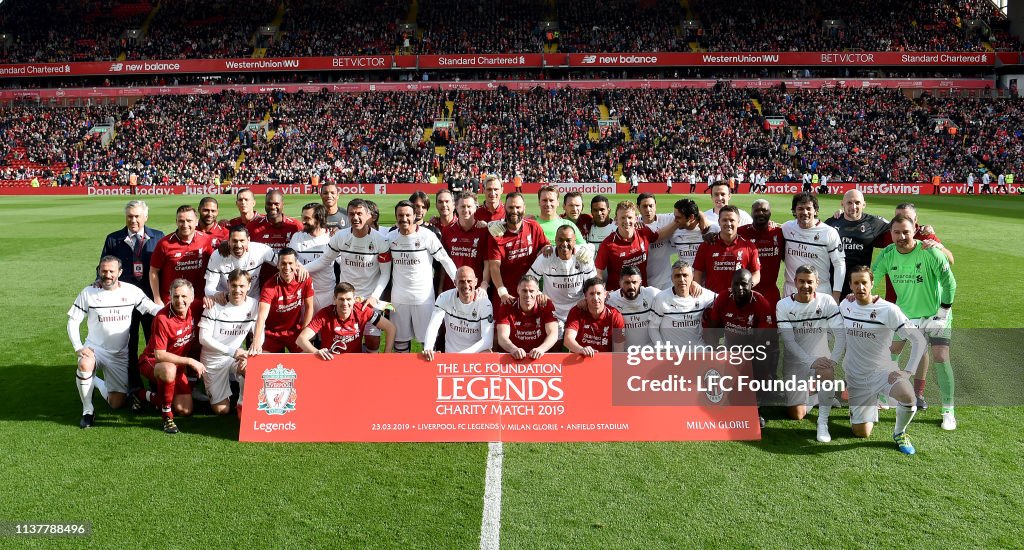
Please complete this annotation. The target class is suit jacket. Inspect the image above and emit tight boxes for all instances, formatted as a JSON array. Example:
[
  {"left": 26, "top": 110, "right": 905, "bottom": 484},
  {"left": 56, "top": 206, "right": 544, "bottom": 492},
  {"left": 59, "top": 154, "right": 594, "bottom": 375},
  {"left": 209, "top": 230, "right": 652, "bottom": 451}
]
[{"left": 101, "top": 226, "right": 165, "bottom": 298}]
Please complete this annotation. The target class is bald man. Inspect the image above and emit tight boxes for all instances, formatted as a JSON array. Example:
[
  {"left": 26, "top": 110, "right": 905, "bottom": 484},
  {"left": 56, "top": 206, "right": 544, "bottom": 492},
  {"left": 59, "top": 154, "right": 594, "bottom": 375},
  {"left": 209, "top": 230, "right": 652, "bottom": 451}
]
[{"left": 824, "top": 190, "right": 889, "bottom": 296}]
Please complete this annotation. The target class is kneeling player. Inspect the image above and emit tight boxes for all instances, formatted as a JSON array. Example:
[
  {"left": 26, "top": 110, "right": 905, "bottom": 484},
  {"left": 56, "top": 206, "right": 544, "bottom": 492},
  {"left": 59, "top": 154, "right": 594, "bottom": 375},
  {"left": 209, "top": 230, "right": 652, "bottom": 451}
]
[
  {"left": 139, "top": 279, "right": 205, "bottom": 434},
  {"left": 198, "top": 269, "right": 258, "bottom": 416},
  {"left": 68, "top": 256, "right": 162, "bottom": 428},
  {"left": 649, "top": 260, "right": 717, "bottom": 348},
  {"left": 564, "top": 277, "right": 626, "bottom": 356},
  {"left": 841, "top": 266, "right": 927, "bottom": 454},
  {"left": 776, "top": 265, "right": 846, "bottom": 442},
  {"left": 495, "top": 275, "right": 560, "bottom": 360},
  {"left": 297, "top": 282, "right": 396, "bottom": 359},
  {"left": 422, "top": 267, "right": 494, "bottom": 360}
]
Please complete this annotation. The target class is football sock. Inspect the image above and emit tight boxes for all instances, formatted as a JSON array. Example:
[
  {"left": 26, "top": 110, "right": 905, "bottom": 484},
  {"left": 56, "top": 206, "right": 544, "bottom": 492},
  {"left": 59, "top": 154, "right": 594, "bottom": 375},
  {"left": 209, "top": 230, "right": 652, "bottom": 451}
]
[
  {"left": 236, "top": 374, "right": 245, "bottom": 407},
  {"left": 913, "top": 377, "right": 926, "bottom": 397},
  {"left": 76, "top": 369, "right": 95, "bottom": 415},
  {"left": 894, "top": 402, "right": 917, "bottom": 435},
  {"left": 160, "top": 379, "right": 175, "bottom": 419},
  {"left": 817, "top": 387, "right": 834, "bottom": 421},
  {"left": 394, "top": 340, "right": 411, "bottom": 353},
  {"left": 933, "top": 361, "right": 955, "bottom": 410},
  {"left": 93, "top": 375, "right": 108, "bottom": 400}
]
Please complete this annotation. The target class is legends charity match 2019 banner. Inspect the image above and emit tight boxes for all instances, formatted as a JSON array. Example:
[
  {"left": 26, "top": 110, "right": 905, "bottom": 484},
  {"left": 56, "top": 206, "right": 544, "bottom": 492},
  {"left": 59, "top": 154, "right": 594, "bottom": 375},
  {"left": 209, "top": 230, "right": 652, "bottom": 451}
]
[{"left": 239, "top": 352, "right": 767, "bottom": 443}]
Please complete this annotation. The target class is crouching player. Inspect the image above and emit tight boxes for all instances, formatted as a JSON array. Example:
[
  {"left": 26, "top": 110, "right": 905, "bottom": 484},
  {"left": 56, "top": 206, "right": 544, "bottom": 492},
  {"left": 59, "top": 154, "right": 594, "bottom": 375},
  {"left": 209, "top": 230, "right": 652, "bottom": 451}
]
[
  {"left": 840, "top": 266, "right": 927, "bottom": 454},
  {"left": 68, "top": 256, "right": 162, "bottom": 428},
  {"left": 564, "top": 277, "right": 626, "bottom": 356},
  {"left": 198, "top": 269, "right": 258, "bottom": 416},
  {"left": 139, "top": 279, "right": 204, "bottom": 434},
  {"left": 775, "top": 265, "right": 846, "bottom": 442},
  {"left": 297, "top": 282, "right": 396, "bottom": 358}
]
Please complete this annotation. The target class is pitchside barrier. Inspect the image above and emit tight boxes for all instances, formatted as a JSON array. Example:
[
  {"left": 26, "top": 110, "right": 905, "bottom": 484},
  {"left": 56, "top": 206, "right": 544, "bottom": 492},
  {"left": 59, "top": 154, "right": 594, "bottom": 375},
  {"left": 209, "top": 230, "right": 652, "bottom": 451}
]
[
  {"left": 239, "top": 353, "right": 763, "bottom": 443},
  {"left": 3, "top": 182, "right": 1018, "bottom": 197}
]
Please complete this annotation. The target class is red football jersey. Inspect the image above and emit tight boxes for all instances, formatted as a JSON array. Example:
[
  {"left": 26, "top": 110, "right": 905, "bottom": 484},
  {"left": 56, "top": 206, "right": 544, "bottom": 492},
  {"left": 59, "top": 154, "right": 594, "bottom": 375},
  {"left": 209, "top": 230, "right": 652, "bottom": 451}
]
[
  {"left": 307, "top": 303, "right": 382, "bottom": 354},
  {"left": 703, "top": 291, "right": 776, "bottom": 345},
  {"left": 486, "top": 219, "right": 549, "bottom": 291},
  {"left": 225, "top": 213, "right": 259, "bottom": 229},
  {"left": 565, "top": 305, "right": 626, "bottom": 352},
  {"left": 198, "top": 222, "right": 230, "bottom": 248},
  {"left": 141, "top": 306, "right": 197, "bottom": 361},
  {"left": 441, "top": 222, "right": 490, "bottom": 291},
  {"left": 150, "top": 232, "right": 213, "bottom": 304},
  {"left": 594, "top": 226, "right": 658, "bottom": 291},
  {"left": 246, "top": 215, "right": 304, "bottom": 251},
  {"left": 692, "top": 236, "right": 761, "bottom": 296},
  {"left": 496, "top": 299, "right": 557, "bottom": 351},
  {"left": 575, "top": 214, "right": 594, "bottom": 238},
  {"left": 737, "top": 224, "right": 785, "bottom": 306},
  {"left": 474, "top": 203, "right": 506, "bottom": 222},
  {"left": 259, "top": 275, "right": 315, "bottom": 336}
]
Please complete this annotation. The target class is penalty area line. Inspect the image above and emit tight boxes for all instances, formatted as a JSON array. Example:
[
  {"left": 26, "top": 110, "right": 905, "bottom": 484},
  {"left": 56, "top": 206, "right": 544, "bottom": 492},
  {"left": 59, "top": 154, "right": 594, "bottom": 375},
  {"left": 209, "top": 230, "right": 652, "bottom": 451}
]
[{"left": 479, "top": 441, "right": 504, "bottom": 550}]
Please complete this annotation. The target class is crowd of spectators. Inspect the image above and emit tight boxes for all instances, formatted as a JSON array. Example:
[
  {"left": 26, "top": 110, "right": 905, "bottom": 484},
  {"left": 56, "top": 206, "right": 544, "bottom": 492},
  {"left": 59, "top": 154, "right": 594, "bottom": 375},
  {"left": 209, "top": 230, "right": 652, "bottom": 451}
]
[
  {"left": 3, "top": 87, "right": 1024, "bottom": 187},
  {"left": 2, "top": 0, "right": 1016, "bottom": 63}
]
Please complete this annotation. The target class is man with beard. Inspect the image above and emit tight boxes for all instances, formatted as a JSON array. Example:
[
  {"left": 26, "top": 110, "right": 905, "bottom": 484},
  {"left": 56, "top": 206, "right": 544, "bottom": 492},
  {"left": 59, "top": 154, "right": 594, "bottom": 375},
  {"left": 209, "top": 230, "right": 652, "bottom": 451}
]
[
  {"left": 205, "top": 226, "right": 283, "bottom": 300},
  {"left": 288, "top": 203, "right": 334, "bottom": 310},
  {"left": 486, "top": 192, "right": 550, "bottom": 307},
  {"left": 564, "top": 277, "right": 626, "bottom": 356},
  {"left": 197, "top": 197, "right": 229, "bottom": 247},
  {"left": 495, "top": 275, "right": 560, "bottom": 360},
  {"left": 422, "top": 266, "right": 495, "bottom": 359},
  {"left": 607, "top": 266, "right": 660, "bottom": 348},
  {"left": 529, "top": 225, "right": 596, "bottom": 339},
  {"left": 298, "top": 282, "right": 396, "bottom": 359}
]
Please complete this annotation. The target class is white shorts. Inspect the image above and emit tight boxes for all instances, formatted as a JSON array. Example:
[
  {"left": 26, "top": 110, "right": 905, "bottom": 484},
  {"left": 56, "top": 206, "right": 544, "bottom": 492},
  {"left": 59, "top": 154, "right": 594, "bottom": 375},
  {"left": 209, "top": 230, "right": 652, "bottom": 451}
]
[
  {"left": 364, "top": 320, "right": 381, "bottom": 337},
  {"left": 391, "top": 303, "right": 433, "bottom": 343},
  {"left": 782, "top": 357, "right": 813, "bottom": 407},
  {"left": 202, "top": 356, "right": 240, "bottom": 404},
  {"left": 848, "top": 367, "right": 901, "bottom": 425},
  {"left": 314, "top": 292, "right": 334, "bottom": 312},
  {"left": 88, "top": 345, "right": 129, "bottom": 394}
]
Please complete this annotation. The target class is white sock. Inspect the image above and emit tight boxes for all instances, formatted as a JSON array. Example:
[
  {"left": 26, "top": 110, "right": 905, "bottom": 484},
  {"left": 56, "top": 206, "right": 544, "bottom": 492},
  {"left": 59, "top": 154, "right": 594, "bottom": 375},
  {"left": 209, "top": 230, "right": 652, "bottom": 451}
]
[
  {"left": 894, "top": 402, "right": 917, "bottom": 435},
  {"left": 237, "top": 374, "right": 245, "bottom": 407},
  {"left": 76, "top": 369, "right": 95, "bottom": 415},
  {"left": 818, "top": 387, "right": 834, "bottom": 422},
  {"left": 93, "top": 375, "right": 109, "bottom": 400}
]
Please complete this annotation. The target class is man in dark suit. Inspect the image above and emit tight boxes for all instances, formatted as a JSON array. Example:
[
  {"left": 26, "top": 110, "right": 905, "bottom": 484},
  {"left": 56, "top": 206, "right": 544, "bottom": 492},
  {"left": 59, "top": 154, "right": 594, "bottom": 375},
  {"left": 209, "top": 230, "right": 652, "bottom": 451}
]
[{"left": 100, "top": 200, "right": 164, "bottom": 401}]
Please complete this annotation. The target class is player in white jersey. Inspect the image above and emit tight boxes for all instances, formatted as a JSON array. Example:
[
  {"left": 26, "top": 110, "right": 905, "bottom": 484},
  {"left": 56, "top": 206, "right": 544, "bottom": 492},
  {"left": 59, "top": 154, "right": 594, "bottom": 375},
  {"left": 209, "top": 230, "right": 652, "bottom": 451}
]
[
  {"left": 583, "top": 195, "right": 617, "bottom": 252},
  {"left": 781, "top": 193, "right": 845, "bottom": 301},
  {"left": 840, "top": 267, "right": 927, "bottom": 454},
  {"left": 205, "top": 226, "right": 277, "bottom": 299},
  {"left": 303, "top": 199, "right": 393, "bottom": 351},
  {"left": 288, "top": 203, "right": 334, "bottom": 310},
  {"left": 649, "top": 261, "right": 716, "bottom": 348},
  {"left": 422, "top": 267, "right": 495, "bottom": 359},
  {"left": 637, "top": 193, "right": 677, "bottom": 290},
  {"left": 388, "top": 200, "right": 458, "bottom": 352},
  {"left": 606, "top": 266, "right": 660, "bottom": 348},
  {"left": 529, "top": 225, "right": 596, "bottom": 336},
  {"left": 198, "top": 269, "right": 258, "bottom": 416},
  {"left": 775, "top": 265, "right": 846, "bottom": 442},
  {"left": 670, "top": 198, "right": 716, "bottom": 266},
  {"left": 68, "top": 256, "right": 162, "bottom": 428}
]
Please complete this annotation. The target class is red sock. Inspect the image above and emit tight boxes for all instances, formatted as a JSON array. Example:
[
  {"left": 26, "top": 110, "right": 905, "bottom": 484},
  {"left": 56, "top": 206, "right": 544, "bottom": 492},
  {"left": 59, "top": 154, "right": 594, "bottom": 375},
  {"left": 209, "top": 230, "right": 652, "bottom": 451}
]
[
  {"left": 160, "top": 379, "right": 175, "bottom": 418},
  {"left": 913, "top": 377, "right": 926, "bottom": 396}
]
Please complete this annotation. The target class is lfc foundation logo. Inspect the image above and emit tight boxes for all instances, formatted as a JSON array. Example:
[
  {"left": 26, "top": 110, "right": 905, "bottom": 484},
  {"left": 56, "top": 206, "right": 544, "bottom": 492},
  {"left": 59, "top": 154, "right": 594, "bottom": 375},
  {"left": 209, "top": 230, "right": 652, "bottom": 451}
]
[{"left": 257, "top": 364, "right": 297, "bottom": 415}]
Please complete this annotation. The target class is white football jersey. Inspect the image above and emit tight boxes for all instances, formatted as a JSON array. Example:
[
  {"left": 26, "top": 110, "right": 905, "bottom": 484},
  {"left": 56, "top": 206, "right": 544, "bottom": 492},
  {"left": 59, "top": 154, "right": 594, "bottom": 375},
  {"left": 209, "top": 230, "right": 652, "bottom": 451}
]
[
  {"left": 782, "top": 220, "right": 845, "bottom": 296},
  {"left": 649, "top": 286, "right": 716, "bottom": 347},
  {"left": 644, "top": 213, "right": 676, "bottom": 290},
  {"left": 198, "top": 297, "right": 258, "bottom": 363},
  {"left": 68, "top": 282, "right": 160, "bottom": 352},
  {"left": 387, "top": 226, "right": 456, "bottom": 305},
  {"left": 289, "top": 231, "right": 335, "bottom": 309},
  {"left": 433, "top": 289, "right": 494, "bottom": 352},
  {"left": 776, "top": 293, "right": 844, "bottom": 368},
  {"left": 529, "top": 253, "right": 596, "bottom": 322},
  {"left": 607, "top": 286, "right": 660, "bottom": 347},
  {"left": 704, "top": 207, "right": 753, "bottom": 227},
  {"left": 586, "top": 222, "right": 617, "bottom": 252},
  {"left": 317, "top": 227, "right": 392, "bottom": 299},
  {"left": 204, "top": 241, "right": 276, "bottom": 298},
  {"left": 839, "top": 298, "right": 912, "bottom": 386},
  {"left": 671, "top": 224, "right": 718, "bottom": 267}
]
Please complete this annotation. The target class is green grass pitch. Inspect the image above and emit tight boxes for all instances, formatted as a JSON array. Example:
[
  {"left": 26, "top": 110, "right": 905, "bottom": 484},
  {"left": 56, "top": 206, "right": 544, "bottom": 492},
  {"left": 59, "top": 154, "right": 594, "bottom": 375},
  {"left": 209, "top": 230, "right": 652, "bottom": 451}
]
[{"left": 1, "top": 193, "right": 1021, "bottom": 548}]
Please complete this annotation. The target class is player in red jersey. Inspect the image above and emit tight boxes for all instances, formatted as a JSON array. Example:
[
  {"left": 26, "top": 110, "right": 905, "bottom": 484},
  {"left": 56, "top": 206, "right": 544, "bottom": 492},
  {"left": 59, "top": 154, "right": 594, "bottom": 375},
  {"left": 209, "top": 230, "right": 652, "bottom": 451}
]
[
  {"left": 226, "top": 187, "right": 259, "bottom": 228},
  {"left": 247, "top": 190, "right": 304, "bottom": 282},
  {"left": 594, "top": 201, "right": 680, "bottom": 291},
  {"left": 737, "top": 199, "right": 785, "bottom": 307},
  {"left": 474, "top": 175, "right": 506, "bottom": 222},
  {"left": 297, "top": 282, "right": 396, "bottom": 359},
  {"left": 441, "top": 192, "right": 491, "bottom": 292},
  {"left": 197, "top": 196, "right": 229, "bottom": 247},
  {"left": 693, "top": 205, "right": 761, "bottom": 296},
  {"left": 429, "top": 188, "right": 457, "bottom": 230},
  {"left": 149, "top": 205, "right": 212, "bottom": 314},
  {"left": 495, "top": 275, "right": 560, "bottom": 360},
  {"left": 138, "top": 279, "right": 204, "bottom": 434},
  {"left": 564, "top": 277, "right": 626, "bottom": 356},
  {"left": 487, "top": 192, "right": 550, "bottom": 306},
  {"left": 251, "top": 248, "right": 315, "bottom": 354},
  {"left": 703, "top": 269, "right": 778, "bottom": 427}
]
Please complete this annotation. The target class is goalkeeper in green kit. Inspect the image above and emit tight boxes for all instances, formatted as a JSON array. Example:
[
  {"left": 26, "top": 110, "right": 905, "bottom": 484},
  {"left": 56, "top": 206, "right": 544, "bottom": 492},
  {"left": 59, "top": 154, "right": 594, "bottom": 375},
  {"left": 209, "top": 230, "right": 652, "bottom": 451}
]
[{"left": 872, "top": 213, "right": 958, "bottom": 430}]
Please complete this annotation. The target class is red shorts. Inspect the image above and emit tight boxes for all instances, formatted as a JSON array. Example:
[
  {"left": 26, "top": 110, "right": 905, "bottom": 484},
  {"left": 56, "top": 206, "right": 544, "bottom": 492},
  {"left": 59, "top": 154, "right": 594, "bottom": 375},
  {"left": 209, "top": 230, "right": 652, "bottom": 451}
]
[
  {"left": 139, "top": 356, "right": 194, "bottom": 395},
  {"left": 263, "top": 332, "right": 302, "bottom": 353}
]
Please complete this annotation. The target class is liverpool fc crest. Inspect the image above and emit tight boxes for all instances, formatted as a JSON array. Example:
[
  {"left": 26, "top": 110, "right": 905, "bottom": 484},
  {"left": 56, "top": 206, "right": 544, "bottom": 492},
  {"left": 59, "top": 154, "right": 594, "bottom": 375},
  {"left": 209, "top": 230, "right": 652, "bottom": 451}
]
[{"left": 257, "top": 364, "right": 297, "bottom": 415}]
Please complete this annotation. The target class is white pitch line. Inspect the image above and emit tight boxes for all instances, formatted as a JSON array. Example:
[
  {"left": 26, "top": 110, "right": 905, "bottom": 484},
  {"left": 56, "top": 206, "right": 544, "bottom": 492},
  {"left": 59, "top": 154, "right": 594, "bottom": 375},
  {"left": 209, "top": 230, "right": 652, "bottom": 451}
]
[{"left": 479, "top": 441, "right": 504, "bottom": 550}]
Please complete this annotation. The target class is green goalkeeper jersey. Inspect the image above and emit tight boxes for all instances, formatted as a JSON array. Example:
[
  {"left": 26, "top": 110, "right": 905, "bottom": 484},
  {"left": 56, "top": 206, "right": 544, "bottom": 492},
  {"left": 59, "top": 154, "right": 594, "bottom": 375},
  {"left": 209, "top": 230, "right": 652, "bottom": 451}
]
[{"left": 872, "top": 241, "right": 956, "bottom": 318}]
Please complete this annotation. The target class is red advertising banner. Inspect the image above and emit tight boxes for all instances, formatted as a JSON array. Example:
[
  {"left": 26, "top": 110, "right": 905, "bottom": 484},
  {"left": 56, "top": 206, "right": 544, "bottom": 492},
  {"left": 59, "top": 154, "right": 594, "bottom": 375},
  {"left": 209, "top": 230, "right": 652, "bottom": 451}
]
[
  {"left": 238, "top": 353, "right": 761, "bottom": 443},
  {"left": 0, "top": 51, "right": 1013, "bottom": 80},
  {"left": 0, "top": 79, "right": 992, "bottom": 100}
]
